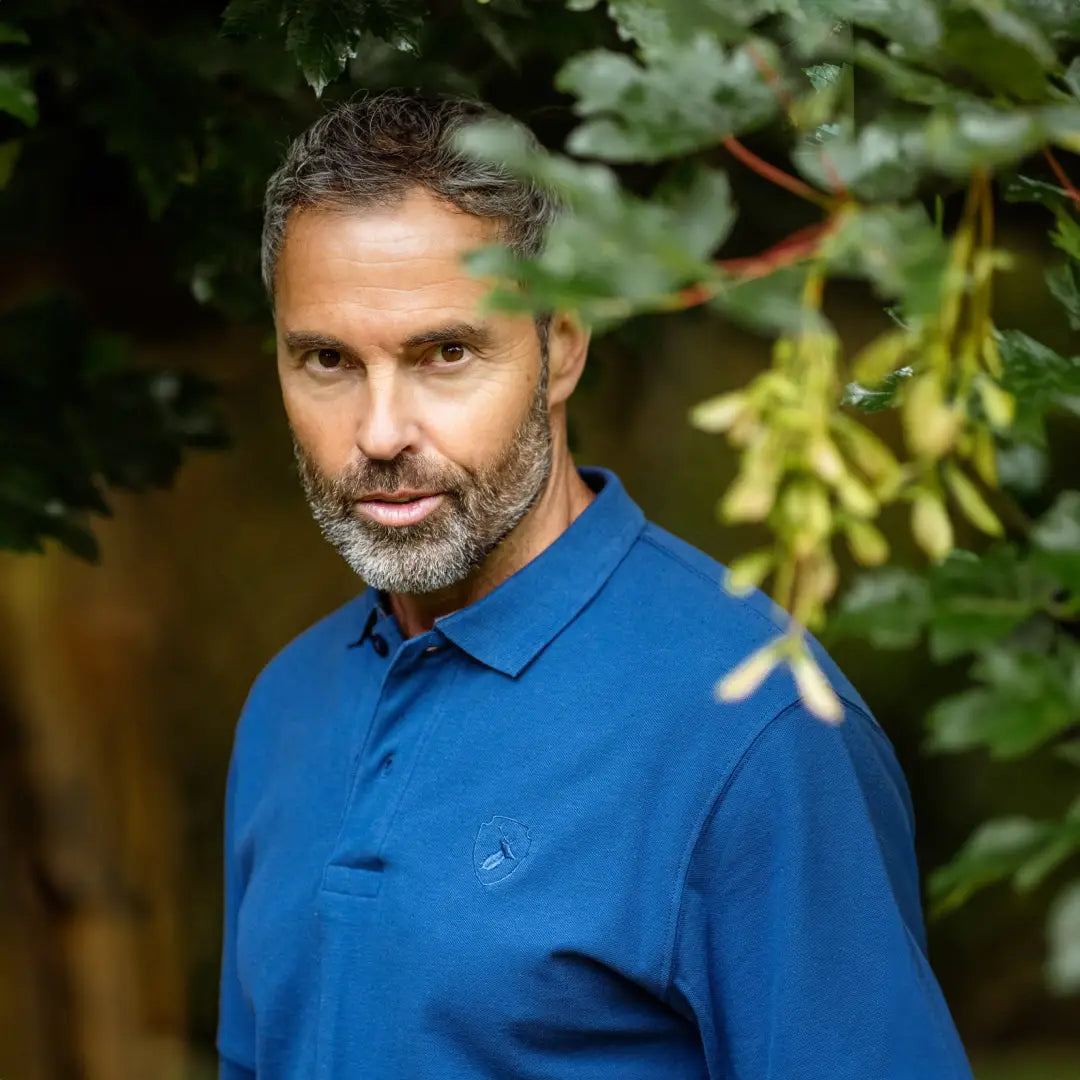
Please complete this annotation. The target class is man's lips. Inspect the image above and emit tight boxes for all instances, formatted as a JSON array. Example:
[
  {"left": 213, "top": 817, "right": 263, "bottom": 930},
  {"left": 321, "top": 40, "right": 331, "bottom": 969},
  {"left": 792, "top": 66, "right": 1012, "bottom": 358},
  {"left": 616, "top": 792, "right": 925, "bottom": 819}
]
[{"left": 354, "top": 492, "right": 444, "bottom": 526}]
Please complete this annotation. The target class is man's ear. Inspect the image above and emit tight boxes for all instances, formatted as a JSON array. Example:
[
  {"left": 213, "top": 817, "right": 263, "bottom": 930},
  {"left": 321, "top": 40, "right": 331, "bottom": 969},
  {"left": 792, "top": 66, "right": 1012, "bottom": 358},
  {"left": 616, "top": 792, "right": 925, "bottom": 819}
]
[{"left": 546, "top": 310, "right": 591, "bottom": 408}]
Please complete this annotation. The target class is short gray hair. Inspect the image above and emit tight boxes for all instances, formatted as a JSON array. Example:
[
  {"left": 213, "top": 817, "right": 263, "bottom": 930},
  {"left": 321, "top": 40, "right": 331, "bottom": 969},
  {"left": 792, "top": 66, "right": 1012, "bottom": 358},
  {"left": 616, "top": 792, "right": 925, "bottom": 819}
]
[{"left": 261, "top": 91, "right": 561, "bottom": 301}]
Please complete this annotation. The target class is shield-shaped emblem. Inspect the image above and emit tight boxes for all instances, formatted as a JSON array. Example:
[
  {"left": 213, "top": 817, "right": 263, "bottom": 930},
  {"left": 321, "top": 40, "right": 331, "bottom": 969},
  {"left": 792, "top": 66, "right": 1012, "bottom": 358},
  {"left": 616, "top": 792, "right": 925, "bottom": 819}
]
[{"left": 473, "top": 815, "right": 531, "bottom": 884}]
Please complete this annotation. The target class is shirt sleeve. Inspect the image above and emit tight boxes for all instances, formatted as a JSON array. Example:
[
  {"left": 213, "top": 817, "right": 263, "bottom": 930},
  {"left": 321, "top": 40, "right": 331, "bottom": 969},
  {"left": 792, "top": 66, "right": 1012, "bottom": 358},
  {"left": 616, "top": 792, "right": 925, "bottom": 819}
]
[
  {"left": 666, "top": 700, "right": 974, "bottom": 1080},
  {"left": 217, "top": 742, "right": 257, "bottom": 1079}
]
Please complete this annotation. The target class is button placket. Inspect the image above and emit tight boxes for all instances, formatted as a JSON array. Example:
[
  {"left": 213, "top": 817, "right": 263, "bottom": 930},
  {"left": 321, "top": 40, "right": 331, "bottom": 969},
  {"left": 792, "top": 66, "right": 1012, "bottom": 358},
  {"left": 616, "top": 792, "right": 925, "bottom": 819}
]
[{"left": 324, "top": 644, "right": 458, "bottom": 884}]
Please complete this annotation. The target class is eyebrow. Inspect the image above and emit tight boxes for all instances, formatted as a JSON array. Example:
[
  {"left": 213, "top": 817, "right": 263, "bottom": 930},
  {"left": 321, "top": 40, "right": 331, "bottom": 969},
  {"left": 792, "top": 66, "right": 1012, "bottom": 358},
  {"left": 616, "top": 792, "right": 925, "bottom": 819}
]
[
  {"left": 283, "top": 331, "right": 355, "bottom": 354},
  {"left": 283, "top": 323, "right": 495, "bottom": 356},
  {"left": 401, "top": 322, "right": 494, "bottom": 350}
]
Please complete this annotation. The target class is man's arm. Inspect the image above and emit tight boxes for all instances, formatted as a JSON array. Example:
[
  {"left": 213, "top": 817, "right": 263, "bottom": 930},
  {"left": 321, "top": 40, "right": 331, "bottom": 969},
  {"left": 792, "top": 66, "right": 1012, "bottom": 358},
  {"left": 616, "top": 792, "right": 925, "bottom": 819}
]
[
  {"left": 218, "top": 745, "right": 257, "bottom": 1080},
  {"left": 665, "top": 700, "right": 973, "bottom": 1080}
]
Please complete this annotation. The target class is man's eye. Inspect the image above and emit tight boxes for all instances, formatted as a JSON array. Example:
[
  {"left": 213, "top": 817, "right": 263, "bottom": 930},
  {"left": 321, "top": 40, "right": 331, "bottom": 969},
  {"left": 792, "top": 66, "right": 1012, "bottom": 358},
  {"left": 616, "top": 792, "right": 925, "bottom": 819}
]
[
  {"left": 309, "top": 348, "right": 342, "bottom": 370},
  {"left": 432, "top": 343, "right": 467, "bottom": 365}
]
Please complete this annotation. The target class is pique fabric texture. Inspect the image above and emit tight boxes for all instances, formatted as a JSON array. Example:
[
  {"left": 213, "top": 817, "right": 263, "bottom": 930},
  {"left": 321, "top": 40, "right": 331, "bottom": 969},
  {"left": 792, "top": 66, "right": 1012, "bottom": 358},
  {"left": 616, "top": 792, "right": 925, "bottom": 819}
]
[{"left": 217, "top": 466, "right": 973, "bottom": 1080}]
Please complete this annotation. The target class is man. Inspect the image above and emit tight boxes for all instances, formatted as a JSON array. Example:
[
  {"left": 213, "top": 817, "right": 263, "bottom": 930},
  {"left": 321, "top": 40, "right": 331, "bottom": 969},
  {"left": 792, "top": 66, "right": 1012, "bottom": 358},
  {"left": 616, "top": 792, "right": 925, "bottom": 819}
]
[{"left": 217, "top": 92, "right": 973, "bottom": 1080}]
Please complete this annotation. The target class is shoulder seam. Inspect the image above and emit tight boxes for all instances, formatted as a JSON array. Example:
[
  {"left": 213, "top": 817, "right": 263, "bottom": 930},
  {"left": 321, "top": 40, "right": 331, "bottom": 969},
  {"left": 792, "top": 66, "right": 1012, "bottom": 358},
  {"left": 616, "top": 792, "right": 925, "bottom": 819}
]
[
  {"left": 637, "top": 530, "right": 785, "bottom": 639},
  {"left": 660, "top": 695, "right": 875, "bottom": 999}
]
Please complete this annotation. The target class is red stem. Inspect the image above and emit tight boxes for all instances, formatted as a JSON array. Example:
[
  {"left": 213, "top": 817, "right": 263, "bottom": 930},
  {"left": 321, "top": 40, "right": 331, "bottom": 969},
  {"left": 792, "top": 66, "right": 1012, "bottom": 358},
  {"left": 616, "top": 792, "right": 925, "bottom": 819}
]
[
  {"left": 670, "top": 221, "right": 833, "bottom": 310},
  {"left": 718, "top": 221, "right": 831, "bottom": 277},
  {"left": 1044, "top": 147, "right": 1080, "bottom": 211},
  {"left": 743, "top": 42, "right": 848, "bottom": 199},
  {"left": 722, "top": 135, "right": 834, "bottom": 208}
]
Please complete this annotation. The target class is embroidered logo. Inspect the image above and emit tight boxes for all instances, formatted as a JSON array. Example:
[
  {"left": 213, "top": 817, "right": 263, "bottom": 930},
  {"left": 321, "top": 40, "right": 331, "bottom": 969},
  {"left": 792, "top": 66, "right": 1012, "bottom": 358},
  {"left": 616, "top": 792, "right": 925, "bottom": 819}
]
[{"left": 473, "top": 816, "right": 531, "bottom": 885}]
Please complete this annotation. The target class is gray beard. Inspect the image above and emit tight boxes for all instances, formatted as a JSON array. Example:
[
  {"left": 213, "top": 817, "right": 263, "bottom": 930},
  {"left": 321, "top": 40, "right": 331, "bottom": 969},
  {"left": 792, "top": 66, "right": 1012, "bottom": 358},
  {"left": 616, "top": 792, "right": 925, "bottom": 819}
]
[{"left": 292, "top": 365, "right": 553, "bottom": 595}]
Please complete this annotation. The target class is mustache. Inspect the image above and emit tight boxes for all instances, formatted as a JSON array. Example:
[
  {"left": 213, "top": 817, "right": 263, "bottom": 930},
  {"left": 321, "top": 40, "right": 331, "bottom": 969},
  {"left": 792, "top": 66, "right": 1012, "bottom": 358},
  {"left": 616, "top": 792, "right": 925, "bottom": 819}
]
[{"left": 294, "top": 442, "right": 466, "bottom": 504}]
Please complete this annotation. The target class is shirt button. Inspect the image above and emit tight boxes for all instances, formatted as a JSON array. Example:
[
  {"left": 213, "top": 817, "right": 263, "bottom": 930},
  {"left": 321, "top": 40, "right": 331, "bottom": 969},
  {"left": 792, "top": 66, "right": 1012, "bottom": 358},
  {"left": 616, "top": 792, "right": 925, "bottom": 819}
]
[
  {"left": 371, "top": 633, "right": 388, "bottom": 657},
  {"left": 379, "top": 753, "right": 394, "bottom": 776}
]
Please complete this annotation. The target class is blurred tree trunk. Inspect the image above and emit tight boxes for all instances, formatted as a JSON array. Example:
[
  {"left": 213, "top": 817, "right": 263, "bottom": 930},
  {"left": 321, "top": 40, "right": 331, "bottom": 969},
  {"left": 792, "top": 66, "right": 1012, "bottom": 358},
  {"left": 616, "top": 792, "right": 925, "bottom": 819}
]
[
  {"left": 0, "top": 546, "right": 187, "bottom": 1080},
  {"left": 0, "top": 686, "right": 79, "bottom": 1080}
]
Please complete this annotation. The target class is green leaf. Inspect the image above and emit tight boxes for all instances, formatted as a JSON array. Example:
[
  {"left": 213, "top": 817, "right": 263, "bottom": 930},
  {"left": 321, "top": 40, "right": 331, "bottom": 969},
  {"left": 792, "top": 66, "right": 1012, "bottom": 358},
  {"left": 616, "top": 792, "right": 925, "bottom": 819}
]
[
  {"left": 709, "top": 264, "right": 829, "bottom": 337},
  {"left": 793, "top": 121, "right": 926, "bottom": 201},
  {"left": 1034, "top": 491, "right": 1080, "bottom": 551},
  {"left": 842, "top": 366, "right": 913, "bottom": 412},
  {"left": 0, "top": 23, "right": 30, "bottom": 45},
  {"left": 804, "top": 62, "right": 842, "bottom": 91},
  {"left": 998, "top": 329, "right": 1080, "bottom": 442},
  {"left": 654, "top": 163, "right": 737, "bottom": 259},
  {"left": 830, "top": 568, "right": 932, "bottom": 650},
  {"left": 457, "top": 122, "right": 733, "bottom": 324},
  {"left": 1042, "top": 103, "right": 1080, "bottom": 150},
  {"left": 1001, "top": 173, "right": 1071, "bottom": 211},
  {"left": 926, "top": 643, "right": 1080, "bottom": 758},
  {"left": 285, "top": 0, "right": 425, "bottom": 97},
  {"left": 804, "top": 0, "right": 943, "bottom": 54},
  {"left": 221, "top": 0, "right": 284, "bottom": 36},
  {"left": 830, "top": 544, "right": 1057, "bottom": 662},
  {"left": 1055, "top": 740, "right": 1080, "bottom": 768},
  {"left": 1065, "top": 56, "right": 1080, "bottom": 99},
  {"left": 1047, "top": 880, "right": 1080, "bottom": 994},
  {"left": 930, "top": 817, "right": 1051, "bottom": 915},
  {"left": 1032, "top": 490, "right": 1080, "bottom": 591},
  {"left": 1008, "top": 0, "right": 1080, "bottom": 40},
  {"left": 823, "top": 203, "right": 950, "bottom": 319},
  {"left": 0, "top": 295, "right": 228, "bottom": 561},
  {"left": 557, "top": 36, "right": 781, "bottom": 163},
  {"left": 926, "top": 547, "right": 1053, "bottom": 662},
  {"left": 604, "top": 0, "right": 787, "bottom": 55},
  {"left": 224, "top": 0, "right": 424, "bottom": 95},
  {"left": 995, "top": 440, "right": 1049, "bottom": 496},
  {"left": 284, "top": 2, "right": 359, "bottom": 96},
  {"left": 1015, "top": 829, "right": 1080, "bottom": 892},
  {"left": 850, "top": 40, "right": 971, "bottom": 108},
  {"left": 1046, "top": 261, "right": 1080, "bottom": 330},
  {"left": 604, "top": 0, "right": 674, "bottom": 55},
  {"left": 924, "top": 105, "right": 1048, "bottom": 176},
  {"left": 1050, "top": 210, "right": 1080, "bottom": 261},
  {"left": 941, "top": 5, "right": 1053, "bottom": 101},
  {"left": 999, "top": 330, "right": 1080, "bottom": 397},
  {"left": 0, "top": 66, "right": 38, "bottom": 127}
]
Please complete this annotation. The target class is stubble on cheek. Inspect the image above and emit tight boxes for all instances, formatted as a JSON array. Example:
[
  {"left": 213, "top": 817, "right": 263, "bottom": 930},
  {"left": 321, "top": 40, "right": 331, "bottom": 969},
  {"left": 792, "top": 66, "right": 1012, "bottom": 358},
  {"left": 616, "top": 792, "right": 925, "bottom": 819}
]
[{"left": 287, "top": 341, "right": 552, "bottom": 592}]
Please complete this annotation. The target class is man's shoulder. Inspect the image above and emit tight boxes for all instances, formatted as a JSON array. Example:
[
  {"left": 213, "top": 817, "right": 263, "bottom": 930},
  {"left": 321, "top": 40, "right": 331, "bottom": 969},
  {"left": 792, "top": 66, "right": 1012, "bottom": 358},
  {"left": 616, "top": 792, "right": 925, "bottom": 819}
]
[
  {"left": 610, "top": 518, "right": 869, "bottom": 713},
  {"left": 622, "top": 519, "right": 787, "bottom": 641},
  {"left": 618, "top": 521, "right": 891, "bottom": 806},
  {"left": 242, "top": 591, "right": 368, "bottom": 710}
]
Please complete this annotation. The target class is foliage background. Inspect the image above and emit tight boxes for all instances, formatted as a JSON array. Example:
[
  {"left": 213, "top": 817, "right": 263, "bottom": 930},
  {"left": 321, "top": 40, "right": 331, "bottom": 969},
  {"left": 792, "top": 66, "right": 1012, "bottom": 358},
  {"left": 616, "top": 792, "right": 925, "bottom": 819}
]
[{"left": 1, "top": 1, "right": 1079, "bottom": 1077}]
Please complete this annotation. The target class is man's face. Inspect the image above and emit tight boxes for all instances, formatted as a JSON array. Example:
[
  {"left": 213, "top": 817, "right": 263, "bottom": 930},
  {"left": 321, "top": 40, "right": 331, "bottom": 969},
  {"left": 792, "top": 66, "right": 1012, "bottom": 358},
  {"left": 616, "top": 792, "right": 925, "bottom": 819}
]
[{"left": 273, "top": 188, "right": 552, "bottom": 594}]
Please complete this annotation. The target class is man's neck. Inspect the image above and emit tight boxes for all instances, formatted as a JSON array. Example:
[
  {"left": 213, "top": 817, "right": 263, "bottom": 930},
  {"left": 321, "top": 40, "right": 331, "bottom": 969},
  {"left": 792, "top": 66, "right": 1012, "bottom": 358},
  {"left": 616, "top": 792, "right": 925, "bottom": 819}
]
[{"left": 387, "top": 453, "right": 594, "bottom": 640}]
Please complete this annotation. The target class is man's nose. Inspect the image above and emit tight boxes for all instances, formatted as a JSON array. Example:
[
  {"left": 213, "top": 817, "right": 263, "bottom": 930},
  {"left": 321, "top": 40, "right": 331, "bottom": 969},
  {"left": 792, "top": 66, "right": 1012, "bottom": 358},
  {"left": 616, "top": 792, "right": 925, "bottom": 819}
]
[{"left": 354, "top": 370, "right": 418, "bottom": 462}]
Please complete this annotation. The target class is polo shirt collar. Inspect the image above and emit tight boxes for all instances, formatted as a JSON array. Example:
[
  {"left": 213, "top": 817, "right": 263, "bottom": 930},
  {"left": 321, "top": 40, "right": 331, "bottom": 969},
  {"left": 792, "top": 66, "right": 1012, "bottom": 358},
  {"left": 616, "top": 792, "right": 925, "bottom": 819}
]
[
  {"left": 435, "top": 467, "right": 644, "bottom": 676},
  {"left": 351, "top": 467, "right": 644, "bottom": 674}
]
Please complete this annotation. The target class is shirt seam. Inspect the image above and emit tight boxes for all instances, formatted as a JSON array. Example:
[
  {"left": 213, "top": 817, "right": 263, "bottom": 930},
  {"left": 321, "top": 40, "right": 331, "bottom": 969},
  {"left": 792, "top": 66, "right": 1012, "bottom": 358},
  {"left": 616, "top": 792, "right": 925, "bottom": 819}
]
[
  {"left": 900, "top": 919, "right": 964, "bottom": 1069},
  {"left": 217, "top": 1038, "right": 256, "bottom": 1073},
  {"left": 659, "top": 695, "right": 875, "bottom": 1000},
  {"left": 638, "top": 530, "right": 786, "bottom": 640}
]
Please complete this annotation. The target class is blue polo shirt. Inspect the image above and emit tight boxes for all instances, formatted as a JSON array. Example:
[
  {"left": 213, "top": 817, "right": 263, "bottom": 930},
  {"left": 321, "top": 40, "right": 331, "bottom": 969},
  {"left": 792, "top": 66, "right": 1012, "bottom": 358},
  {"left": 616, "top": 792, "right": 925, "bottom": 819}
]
[{"left": 218, "top": 466, "right": 973, "bottom": 1080}]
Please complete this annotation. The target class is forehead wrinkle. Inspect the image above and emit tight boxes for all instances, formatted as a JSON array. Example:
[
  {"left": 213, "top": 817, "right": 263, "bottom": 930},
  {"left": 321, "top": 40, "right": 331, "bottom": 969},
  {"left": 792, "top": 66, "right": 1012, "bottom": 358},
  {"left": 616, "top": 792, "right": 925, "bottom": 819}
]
[
  {"left": 276, "top": 195, "right": 515, "bottom": 342},
  {"left": 288, "top": 258, "right": 489, "bottom": 296},
  {"left": 293, "top": 200, "right": 494, "bottom": 248}
]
